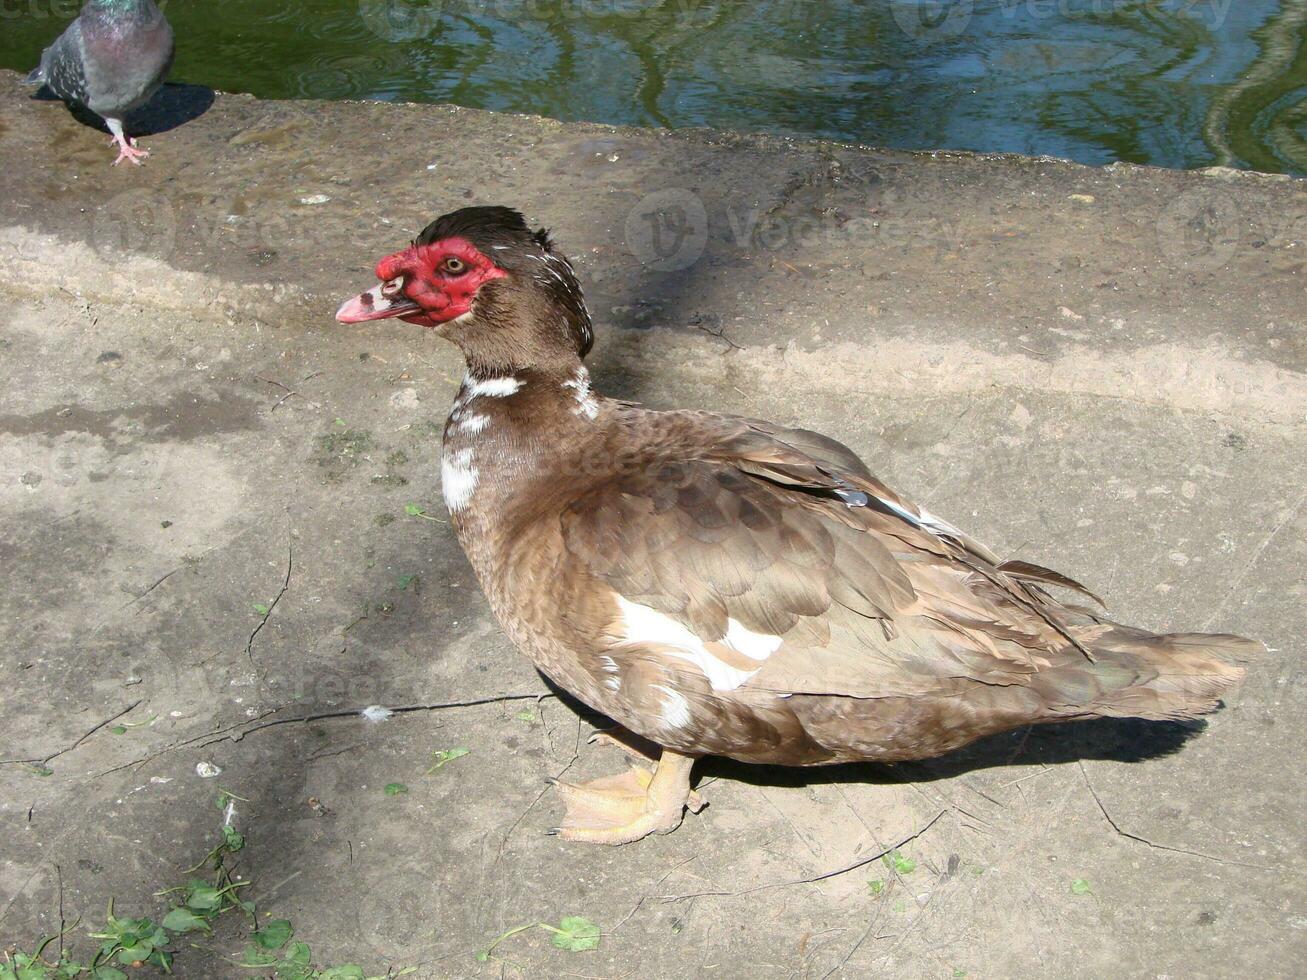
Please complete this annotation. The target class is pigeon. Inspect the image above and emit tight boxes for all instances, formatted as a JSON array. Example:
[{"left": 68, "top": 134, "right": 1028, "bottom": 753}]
[{"left": 27, "top": 0, "right": 175, "bottom": 166}]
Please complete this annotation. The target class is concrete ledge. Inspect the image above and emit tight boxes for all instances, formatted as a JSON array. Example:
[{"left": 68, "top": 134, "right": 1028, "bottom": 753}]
[{"left": 1, "top": 74, "right": 1304, "bottom": 978}]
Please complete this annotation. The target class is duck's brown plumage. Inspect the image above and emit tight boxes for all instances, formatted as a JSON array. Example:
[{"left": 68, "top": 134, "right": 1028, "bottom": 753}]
[
  {"left": 450, "top": 383, "right": 1252, "bottom": 767},
  {"left": 338, "top": 206, "right": 1258, "bottom": 843}
]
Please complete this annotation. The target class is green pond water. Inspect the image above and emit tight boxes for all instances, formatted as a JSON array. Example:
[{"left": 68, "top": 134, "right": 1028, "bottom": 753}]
[{"left": 3, "top": 0, "right": 1306, "bottom": 175}]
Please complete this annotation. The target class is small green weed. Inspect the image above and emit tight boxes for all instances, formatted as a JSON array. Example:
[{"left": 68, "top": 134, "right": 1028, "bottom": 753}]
[
  {"left": 108, "top": 714, "right": 156, "bottom": 736},
  {"left": 2, "top": 789, "right": 411, "bottom": 978},
  {"left": 882, "top": 850, "right": 917, "bottom": 876},
  {"left": 476, "top": 916, "right": 601, "bottom": 963},
  {"left": 425, "top": 747, "right": 470, "bottom": 775},
  {"left": 403, "top": 503, "right": 442, "bottom": 523}
]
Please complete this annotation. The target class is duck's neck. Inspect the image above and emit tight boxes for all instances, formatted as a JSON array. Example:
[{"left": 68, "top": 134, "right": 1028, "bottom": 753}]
[{"left": 440, "top": 363, "right": 603, "bottom": 525}]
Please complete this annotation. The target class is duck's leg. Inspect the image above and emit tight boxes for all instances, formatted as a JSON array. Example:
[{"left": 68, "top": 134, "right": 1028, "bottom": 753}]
[
  {"left": 587, "top": 729, "right": 706, "bottom": 812},
  {"left": 550, "top": 749, "right": 697, "bottom": 845}
]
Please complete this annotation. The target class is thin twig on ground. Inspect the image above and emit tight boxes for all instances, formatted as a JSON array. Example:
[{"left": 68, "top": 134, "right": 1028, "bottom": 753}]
[
  {"left": 494, "top": 712, "right": 583, "bottom": 870},
  {"left": 821, "top": 881, "right": 895, "bottom": 979},
  {"left": 93, "top": 692, "right": 553, "bottom": 777},
  {"left": 658, "top": 809, "right": 948, "bottom": 902},
  {"left": 256, "top": 375, "right": 298, "bottom": 412},
  {"left": 1078, "top": 761, "right": 1271, "bottom": 869},
  {"left": 246, "top": 537, "right": 294, "bottom": 670},
  {"left": 611, "top": 855, "right": 701, "bottom": 934},
  {"left": 56, "top": 863, "right": 65, "bottom": 961},
  {"left": 219, "top": 693, "right": 557, "bottom": 746},
  {"left": 120, "top": 566, "right": 184, "bottom": 610},
  {"left": 0, "top": 700, "right": 143, "bottom": 767}
]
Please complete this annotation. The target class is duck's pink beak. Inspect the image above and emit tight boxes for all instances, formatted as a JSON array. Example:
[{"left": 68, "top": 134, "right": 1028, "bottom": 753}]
[{"left": 335, "top": 281, "right": 421, "bottom": 323}]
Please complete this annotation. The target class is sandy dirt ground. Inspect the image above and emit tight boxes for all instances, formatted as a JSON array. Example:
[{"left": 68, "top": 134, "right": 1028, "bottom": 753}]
[{"left": 1, "top": 72, "right": 1305, "bottom": 978}]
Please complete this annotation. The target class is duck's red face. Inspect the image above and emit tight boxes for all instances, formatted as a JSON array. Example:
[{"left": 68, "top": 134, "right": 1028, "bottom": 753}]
[{"left": 335, "top": 236, "right": 509, "bottom": 328}]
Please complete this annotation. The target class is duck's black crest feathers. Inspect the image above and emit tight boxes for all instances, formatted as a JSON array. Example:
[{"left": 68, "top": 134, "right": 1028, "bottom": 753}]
[{"left": 417, "top": 206, "right": 534, "bottom": 250}]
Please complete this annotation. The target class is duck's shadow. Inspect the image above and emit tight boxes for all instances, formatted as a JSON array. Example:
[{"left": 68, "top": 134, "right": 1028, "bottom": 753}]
[
  {"left": 541, "top": 675, "right": 1204, "bottom": 790},
  {"left": 30, "top": 81, "right": 215, "bottom": 136},
  {"left": 709, "top": 716, "right": 1204, "bottom": 792}
]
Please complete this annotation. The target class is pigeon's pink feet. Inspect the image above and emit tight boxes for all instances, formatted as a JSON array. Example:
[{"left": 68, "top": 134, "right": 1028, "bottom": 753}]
[{"left": 109, "top": 134, "right": 149, "bottom": 166}]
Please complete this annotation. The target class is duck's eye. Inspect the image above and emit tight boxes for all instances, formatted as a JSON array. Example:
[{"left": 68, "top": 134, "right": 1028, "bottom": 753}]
[{"left": 441, "top": 256, "right": 467, "bottom": 275}]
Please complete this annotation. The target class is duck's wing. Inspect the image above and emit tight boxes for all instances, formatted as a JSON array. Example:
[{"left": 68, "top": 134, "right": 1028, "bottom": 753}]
[{"left": 559, "top": 413, "right": 1101, "bottom": 704}]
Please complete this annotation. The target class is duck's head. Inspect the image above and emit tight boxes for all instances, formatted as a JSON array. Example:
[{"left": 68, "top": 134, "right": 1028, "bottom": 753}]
[{"left": 336, "top": 206, "right": 593, "bottom": 373}]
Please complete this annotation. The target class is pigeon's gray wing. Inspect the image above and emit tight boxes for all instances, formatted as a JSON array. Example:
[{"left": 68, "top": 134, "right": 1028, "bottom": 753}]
[{"left": 32, "top": 22, "right": 90, "bottom": 108}]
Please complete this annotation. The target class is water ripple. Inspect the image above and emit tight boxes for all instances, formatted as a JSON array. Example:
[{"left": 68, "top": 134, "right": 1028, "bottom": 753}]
[{"left": 0, "top": 0, "right": 1301, "bottom": 174}]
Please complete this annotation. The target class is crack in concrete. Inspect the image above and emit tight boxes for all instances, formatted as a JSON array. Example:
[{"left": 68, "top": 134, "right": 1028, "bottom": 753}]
[
  {"left": 91, "top": 693, "right": 555, "bottom": 778},
  {"left": 0, "top": 699, "right": 143, "bottom": 768},
  {"left": 246, "top": 536, "right": 294, "bottom": 672},
  {"left": 1078, "top": 760, "right": 1272, "bottom": 869}
]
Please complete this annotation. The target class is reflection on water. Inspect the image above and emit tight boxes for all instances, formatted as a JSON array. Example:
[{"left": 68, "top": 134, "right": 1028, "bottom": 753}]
[
  {"left": 1203, "top": 0, "right": 1307, "bottom": 172},
  {"left": 1, "top": 0, "right": 1304, "bottom": 175}
]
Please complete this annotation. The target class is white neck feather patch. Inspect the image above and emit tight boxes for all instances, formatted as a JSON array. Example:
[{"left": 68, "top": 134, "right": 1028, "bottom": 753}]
[
  {"left": 562, "top": 367, "right": 600, "bottom": 421},
  {"left": 464, "top": 375, "right": 523, "bottom": 399},
  {"left": 441, "top": 446, "right": 478, "bottom": 512},
  {"left": 443, "top": 375, "right": 523, "bottom": 506}
]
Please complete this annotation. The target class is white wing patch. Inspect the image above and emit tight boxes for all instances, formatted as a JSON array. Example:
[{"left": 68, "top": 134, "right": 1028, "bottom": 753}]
[
  {"left": 441, "top": 447, "right": 478, "bottom": 512},
  {"left": 614, "top": 595, "right": 780, "bottom": 691},
  {"left": 653, "top": 684, "right": 693, "bottom": 729},
  {"left": 723, "top": 618, "right": 784, "bottom": 661}
]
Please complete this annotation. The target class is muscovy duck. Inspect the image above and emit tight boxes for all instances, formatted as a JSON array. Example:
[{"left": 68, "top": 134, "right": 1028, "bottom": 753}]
[
  {"left": 337, "top": 206, "right": 1257, "bottom": 845},
  {"left": 26, "top": 0, "right": 174, "bottom": 166}
]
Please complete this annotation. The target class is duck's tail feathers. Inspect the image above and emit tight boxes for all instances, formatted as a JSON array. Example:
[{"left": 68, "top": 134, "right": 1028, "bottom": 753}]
[{"left": 1040, "top": 628, "right": 1260, "bottom": 721}]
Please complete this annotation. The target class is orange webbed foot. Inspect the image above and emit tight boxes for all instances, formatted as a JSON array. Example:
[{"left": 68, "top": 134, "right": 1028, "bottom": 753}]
[{"left": 549, "top": 749, "right": 699, "bottom": 845}]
